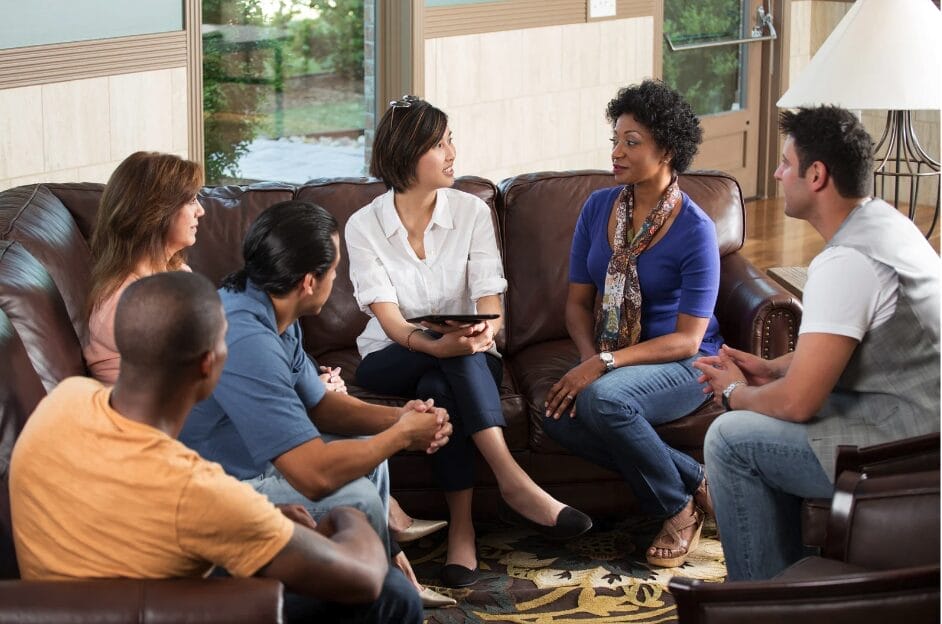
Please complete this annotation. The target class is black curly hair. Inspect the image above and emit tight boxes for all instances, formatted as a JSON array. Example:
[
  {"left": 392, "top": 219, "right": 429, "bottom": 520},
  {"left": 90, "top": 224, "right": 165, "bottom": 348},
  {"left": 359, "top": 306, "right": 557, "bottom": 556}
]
[
  {"left": 779, "top": 106, "right": 873, "bottom": 198},
  {"left": 606, "top": 80, "right": 703, "bottom": 173}
]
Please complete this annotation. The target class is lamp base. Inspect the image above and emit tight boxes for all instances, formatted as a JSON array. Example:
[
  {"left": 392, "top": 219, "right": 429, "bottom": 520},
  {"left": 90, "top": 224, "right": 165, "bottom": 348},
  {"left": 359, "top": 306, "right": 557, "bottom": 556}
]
[{"left": 873, "top": 110, "right": 941, "bottom": 238}]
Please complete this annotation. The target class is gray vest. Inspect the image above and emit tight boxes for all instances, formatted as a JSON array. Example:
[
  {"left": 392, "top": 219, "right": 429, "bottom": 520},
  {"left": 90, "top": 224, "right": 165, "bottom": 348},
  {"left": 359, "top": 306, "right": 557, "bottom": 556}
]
[{"left": 805, "top": 199, "right": 941, "bottom": 480}]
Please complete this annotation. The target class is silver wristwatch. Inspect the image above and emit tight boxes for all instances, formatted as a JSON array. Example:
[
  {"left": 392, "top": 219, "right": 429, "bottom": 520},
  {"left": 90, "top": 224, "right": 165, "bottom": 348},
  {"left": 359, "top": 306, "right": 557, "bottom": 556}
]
[
  {"left": 721, "top": 380, "right": 746, "bottom": 411},
  {"left": 599, "top": 351, "right": 615, "bottom": 373}
]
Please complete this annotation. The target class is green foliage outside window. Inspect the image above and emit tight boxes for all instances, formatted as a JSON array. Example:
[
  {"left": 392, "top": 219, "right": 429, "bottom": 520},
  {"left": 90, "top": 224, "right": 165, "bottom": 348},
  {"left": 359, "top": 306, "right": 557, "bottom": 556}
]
[
  {"left": 201, "top": 0, "right": 366, "bottom": 183},
  {"left": 662, "top": 0, "right": 742, "bottom": 117}
]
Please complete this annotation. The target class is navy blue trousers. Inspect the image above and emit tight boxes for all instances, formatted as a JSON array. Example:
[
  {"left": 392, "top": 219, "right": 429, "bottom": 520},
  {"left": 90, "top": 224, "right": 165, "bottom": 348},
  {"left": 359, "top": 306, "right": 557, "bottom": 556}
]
[{"left": 357, "top": 342, "right": 503, "bottom": 491}]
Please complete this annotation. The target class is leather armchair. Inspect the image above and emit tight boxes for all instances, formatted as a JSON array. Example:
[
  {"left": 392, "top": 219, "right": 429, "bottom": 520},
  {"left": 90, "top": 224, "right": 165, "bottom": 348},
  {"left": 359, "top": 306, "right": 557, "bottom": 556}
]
[
  {"left": 801, "top": 432, "right": 940, "bottom": 548},
  {"left": 669, "top": 469, "right": 941, "bottom": 624}
]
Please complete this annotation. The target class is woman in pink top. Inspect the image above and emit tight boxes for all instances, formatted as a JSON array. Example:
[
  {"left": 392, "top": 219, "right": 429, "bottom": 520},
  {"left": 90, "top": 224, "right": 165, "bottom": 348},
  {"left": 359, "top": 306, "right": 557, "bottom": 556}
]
[{"left": 84, "top": 151, "right": 205, "bottom": 383}]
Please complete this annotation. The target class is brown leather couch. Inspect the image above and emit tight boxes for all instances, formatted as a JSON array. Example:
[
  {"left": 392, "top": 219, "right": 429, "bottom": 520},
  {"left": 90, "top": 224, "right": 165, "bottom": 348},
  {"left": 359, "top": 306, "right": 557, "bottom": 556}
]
[{"left": 0, "top": 170, "right": 800, "bottom": 608}]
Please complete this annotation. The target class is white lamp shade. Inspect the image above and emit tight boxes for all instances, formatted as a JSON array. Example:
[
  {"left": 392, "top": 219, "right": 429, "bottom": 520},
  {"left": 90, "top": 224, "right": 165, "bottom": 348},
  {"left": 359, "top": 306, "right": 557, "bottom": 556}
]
[{"left": 778, "top": 0, "right": 941, "bottom": 110}]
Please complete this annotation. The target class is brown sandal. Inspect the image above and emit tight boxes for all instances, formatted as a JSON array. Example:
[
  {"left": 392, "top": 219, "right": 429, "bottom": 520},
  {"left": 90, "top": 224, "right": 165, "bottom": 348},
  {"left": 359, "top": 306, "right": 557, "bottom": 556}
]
[
  {"left": 694, "top": 476, "right": 714, "bottom": 518},
  {"left": 645, "top": 503, "right": 704, "bottom": 568}
]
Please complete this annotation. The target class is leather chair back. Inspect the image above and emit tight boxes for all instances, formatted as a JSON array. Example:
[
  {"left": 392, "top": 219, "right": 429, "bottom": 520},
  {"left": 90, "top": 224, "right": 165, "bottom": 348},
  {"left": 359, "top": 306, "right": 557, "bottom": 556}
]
[
  {"left": 825, "top": 470, "right": 940, "bottom": 570},
  {"left": 190, "top": 184, "right": 297, "bottom": 286}
]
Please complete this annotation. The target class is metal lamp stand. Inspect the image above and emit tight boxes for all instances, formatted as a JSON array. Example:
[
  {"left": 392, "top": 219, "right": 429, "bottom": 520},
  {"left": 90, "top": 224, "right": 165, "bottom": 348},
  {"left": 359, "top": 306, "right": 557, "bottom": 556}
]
[{"left": 872, "top": 110, "right": 941, "bottom": 237}]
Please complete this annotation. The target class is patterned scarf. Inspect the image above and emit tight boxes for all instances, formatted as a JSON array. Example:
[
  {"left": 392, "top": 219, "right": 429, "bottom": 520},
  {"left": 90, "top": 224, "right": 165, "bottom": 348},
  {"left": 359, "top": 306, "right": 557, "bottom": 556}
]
[{"left": 595, "top": 177, "right": 682, "bottom": 351}]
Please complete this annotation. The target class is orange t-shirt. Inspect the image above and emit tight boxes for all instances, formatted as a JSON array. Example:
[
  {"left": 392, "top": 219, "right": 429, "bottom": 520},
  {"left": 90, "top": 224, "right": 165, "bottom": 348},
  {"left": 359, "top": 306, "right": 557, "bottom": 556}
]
[{"left": 10, "top": 377, "right": 294, "bottom": 580}]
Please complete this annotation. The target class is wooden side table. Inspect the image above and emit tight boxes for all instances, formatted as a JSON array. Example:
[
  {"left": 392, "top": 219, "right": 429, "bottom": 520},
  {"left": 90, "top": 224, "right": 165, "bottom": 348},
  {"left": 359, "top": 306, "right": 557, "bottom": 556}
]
[{"left": 767, "top": 266, "right": 808, "bottom": 298}]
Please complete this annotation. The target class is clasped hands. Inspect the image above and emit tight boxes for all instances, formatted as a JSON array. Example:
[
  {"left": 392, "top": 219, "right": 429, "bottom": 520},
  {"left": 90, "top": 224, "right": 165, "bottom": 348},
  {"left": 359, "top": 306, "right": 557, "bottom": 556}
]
[
  {"left": 418, "top": 319, "right": 496, "bottom": 357},
  {"left": 397, "top": 398, "right": 453, "bottom": 454},
  {"left": 692, "top": 344, "right": 776, "bottom": 407}
]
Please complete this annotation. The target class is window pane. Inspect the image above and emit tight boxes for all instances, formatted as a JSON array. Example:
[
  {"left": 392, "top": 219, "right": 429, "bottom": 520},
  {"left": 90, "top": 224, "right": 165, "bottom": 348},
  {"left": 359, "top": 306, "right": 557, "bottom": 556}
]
[
  {"left": 202, "top": 0, "right": 370, "bottom": 184},
  {"left": 663, "top": 0, "right": 747, "bottom": 117},
  {"left": 1, "top": 0, "right": 183, "bottom": 50}
]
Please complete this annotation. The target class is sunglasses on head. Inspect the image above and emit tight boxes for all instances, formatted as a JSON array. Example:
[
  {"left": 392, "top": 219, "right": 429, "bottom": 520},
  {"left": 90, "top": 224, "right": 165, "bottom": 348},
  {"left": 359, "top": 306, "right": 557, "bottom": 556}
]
[{"left": 389, "top": 95, "right": 421, "bottom": 122}]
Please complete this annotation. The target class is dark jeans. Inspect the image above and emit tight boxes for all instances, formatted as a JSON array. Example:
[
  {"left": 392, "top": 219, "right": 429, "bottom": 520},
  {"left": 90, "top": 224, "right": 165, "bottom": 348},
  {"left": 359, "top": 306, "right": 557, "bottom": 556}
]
[
  {"left": 283, "top": 567, "right": 422, "bottom": 624},
  {"left": 357, "top": 342, "right": 503, "bottom": 491}
]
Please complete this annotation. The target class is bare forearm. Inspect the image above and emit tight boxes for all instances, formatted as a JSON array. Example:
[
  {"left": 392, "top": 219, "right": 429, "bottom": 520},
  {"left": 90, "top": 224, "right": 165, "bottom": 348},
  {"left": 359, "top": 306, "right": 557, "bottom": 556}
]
[
  {"left": 612, "top": 332, "right": 701, "bottom": 368},
  {"left": 476, "top": 294, "right": 503, "bottom": 335},
  {"left": 726, "top": 379, "right": 813, "bottom": 422},
  {"left": 566, "top": 302, "right": 597, "bottom": 360},
  {"left": 262, "top": 513, "right": 387, "bottom": 603},
  {"left": 309, "top": 390, "right": 398, "bottom": 436},
  {"left": 768, "top": 351, "right": 795, "bottom": 377},
  {"left": 276, "top": 429, "right": 408, "bottom": 499}
]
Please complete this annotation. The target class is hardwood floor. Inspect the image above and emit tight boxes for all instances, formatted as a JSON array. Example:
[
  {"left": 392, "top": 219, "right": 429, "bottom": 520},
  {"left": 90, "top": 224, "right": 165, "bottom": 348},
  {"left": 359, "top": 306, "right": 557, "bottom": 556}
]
[{"left": 740, "top": 197, "right": 941, "bottom": 271}]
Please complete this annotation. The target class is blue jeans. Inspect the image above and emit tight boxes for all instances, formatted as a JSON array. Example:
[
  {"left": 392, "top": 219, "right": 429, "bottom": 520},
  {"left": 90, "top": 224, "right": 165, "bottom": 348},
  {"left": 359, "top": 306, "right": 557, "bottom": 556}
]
[
  {"left": 244, "top": 436, "right": 392, "bottom": 556},
  {"left": 542, "top": 354, "right": 709, "bottom": 517},
  {"left": 357, "top": 343, "right": 504, "bottom": 491},
  {"left": 704, "top": 410, "right": 833, "bottom": 580}
]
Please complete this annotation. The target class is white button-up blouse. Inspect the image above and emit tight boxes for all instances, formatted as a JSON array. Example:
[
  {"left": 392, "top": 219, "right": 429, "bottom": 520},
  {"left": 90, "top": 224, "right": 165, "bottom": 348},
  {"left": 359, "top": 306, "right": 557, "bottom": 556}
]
[{"left": 345, "top": 187, "right": 508, "bottom": 358}]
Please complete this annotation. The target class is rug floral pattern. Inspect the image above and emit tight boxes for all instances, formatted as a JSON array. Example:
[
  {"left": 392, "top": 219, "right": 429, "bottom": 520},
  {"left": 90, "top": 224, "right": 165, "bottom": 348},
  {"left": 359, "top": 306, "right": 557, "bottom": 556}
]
[{"left": 404, "top": 517, "right": 725, "bottom": 624}]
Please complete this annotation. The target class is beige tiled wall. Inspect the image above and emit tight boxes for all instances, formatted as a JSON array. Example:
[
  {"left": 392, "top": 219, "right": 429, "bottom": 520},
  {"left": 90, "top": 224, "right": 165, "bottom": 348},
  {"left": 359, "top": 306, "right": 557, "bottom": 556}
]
[
  {"left": 787, "top": 1, "right": 939, "bottom": 206},
  {"left": 0, "top": 67, "right": 188, "bottom": 192},
  {"left": 424, "top": 17, "right": 654, "bottom": 183}
]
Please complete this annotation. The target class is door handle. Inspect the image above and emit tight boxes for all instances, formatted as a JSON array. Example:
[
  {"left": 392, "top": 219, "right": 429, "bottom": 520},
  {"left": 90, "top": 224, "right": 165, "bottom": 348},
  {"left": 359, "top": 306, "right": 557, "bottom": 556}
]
[{"left": 664, "top": 4, "right": 777, "bottom": 52}]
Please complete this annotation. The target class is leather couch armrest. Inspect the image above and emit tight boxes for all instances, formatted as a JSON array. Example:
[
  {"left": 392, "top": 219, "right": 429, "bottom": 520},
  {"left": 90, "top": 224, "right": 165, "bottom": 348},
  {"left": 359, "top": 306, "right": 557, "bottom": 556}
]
[
  {"left": 716, "top": 253, "right": 802, "bottom": 359},
  {"left": 669, "top": 562, "right": 940, "bottom": 624},
  {"left": 0, "top": 577, "right": 284, "bottom": 624}
]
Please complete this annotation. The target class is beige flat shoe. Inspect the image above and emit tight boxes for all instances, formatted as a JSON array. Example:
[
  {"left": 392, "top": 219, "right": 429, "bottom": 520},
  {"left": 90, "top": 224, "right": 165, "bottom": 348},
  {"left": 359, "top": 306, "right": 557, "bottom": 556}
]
[
  {"left": 394, "top": 518, "right": 448, "bottom": 544},
  {"left": 419, "top": 586, "right": 457, "bottom": 608}
]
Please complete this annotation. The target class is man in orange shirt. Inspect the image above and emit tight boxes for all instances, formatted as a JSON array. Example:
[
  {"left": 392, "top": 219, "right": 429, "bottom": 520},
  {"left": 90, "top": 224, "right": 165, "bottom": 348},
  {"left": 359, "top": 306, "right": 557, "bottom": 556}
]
[{"left": 10, "top": 271, "right": 421, "bottom": 623}]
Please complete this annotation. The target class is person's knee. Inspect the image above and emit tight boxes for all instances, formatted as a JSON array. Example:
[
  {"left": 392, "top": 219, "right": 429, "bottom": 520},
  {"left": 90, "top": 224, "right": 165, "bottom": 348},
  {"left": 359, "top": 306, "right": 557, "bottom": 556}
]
[
  {"left": 334, "top": 479, "right": 387, "bottom": 536},
  {"left": 416, "top": 371, "right": 452, "bottom": 405},
  {"left": 705, "top": 410, "right": 764, "bottom": 468},
  {"left": 371, "top": 568, "right": 422, "bottom": 624}
]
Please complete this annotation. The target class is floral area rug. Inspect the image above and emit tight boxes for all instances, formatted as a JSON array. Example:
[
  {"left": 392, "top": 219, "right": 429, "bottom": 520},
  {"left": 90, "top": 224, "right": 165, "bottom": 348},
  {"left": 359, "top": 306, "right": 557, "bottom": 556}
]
[{"left": 404, "top": 516, "right": 725, "bottom": 624}]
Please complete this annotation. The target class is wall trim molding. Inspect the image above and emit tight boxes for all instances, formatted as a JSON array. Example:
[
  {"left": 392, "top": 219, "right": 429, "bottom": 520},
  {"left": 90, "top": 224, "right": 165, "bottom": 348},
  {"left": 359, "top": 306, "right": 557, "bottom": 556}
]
[
  {"left": 424, "top": 0, "right": 654, "bottom": 39},
  {"left": 0, "top": 31, "right": 186, "bottom": 90}
]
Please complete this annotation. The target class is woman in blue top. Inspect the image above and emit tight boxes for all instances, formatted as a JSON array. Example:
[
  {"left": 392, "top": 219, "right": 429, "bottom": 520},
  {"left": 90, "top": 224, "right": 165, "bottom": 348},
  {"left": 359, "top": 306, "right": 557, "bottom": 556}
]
[{"left": 543, "top": 80, "right": 722, "bottom": 569}]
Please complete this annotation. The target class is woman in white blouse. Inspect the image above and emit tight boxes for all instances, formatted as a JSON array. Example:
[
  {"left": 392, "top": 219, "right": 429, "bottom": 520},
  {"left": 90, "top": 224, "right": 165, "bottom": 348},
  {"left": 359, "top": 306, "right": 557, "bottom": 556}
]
[{"left": 345, "top": 96, "right": 592, "bottom": 589}]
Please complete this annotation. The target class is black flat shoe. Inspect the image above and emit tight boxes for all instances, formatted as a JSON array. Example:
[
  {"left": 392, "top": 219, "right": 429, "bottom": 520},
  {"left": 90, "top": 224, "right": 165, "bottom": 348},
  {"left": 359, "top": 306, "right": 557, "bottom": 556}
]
[
  {"left": 440, "top": 563, "right": 479, "bottom": 588},
  {"left": 497, "top": 501, "right": 593, "bottom": 541}
]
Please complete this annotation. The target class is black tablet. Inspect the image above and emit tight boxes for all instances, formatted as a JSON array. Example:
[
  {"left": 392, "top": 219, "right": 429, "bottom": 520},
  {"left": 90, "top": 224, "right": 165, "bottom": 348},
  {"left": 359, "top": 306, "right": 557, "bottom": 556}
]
[{"left": 406, "top": 313, "right": 500, "bottom": 324}]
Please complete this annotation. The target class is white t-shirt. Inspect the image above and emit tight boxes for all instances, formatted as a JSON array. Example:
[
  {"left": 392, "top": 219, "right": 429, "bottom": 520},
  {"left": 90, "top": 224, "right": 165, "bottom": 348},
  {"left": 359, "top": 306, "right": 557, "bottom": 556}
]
[
  {"left": 345, "top": 187, "right": 507, "bottom": 358},
  {"left": 799, "top": 246, "right": 899, "bottom": 340}
]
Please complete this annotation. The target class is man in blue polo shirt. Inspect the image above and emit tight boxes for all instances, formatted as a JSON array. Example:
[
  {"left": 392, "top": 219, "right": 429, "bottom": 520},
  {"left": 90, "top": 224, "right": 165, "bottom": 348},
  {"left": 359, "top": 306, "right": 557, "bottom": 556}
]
[{"left": 181, "top": 201, "right": 453, "bottom": 605}]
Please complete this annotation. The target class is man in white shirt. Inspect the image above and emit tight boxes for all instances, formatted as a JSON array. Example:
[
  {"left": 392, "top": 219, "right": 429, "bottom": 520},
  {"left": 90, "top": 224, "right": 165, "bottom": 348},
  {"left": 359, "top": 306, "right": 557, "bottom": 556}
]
[{"left": 693, "top": 105, "right": 940, "bottom": 581}]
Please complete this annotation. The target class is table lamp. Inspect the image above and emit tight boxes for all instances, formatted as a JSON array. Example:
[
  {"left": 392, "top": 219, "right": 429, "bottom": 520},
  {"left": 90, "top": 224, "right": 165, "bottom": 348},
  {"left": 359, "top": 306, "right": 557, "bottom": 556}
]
[{"left": 777, "top": 0, "right": 941, "bottom": 235}]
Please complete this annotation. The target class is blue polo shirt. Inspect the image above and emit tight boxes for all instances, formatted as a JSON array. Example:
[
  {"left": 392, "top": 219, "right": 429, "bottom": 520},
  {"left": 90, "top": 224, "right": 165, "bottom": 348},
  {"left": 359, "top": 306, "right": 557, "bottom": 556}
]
[{"left": 180, "top": 280, "right": 327, "bottom": 480}]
